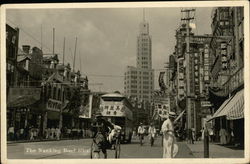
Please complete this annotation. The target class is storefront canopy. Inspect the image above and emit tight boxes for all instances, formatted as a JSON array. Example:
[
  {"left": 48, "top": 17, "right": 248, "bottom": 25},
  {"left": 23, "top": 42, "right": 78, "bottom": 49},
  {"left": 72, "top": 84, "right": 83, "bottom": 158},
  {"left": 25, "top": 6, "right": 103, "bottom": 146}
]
[
  {"left": 7, "top": 87, "right": 41, "bottom": 108},
  {"left": 208, "top": 89, "right": 244, "bottom": 121}
]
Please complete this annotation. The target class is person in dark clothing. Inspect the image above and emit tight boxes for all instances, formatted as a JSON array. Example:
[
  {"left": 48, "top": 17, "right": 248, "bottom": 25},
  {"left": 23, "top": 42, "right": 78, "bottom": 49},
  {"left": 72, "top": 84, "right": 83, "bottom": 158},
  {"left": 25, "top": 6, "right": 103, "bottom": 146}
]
[
  {"left": 91, "top": 112, "right": 114, "bottom": 158},
  {"left": 91, "top": 114, "right": 114, "bottom": 138}
]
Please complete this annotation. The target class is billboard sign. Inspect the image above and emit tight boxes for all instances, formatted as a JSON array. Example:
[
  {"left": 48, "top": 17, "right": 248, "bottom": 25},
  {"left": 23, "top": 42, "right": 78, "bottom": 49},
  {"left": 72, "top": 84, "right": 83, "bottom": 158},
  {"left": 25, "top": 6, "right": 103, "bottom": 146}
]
[
  {"left": 79, "top": 94, "right": 93, "bottom": 118},
  {"left": 154, "top": 97, "right": 171, "bottom": 119},
  {"left": 201, "top": 101, "right": 213, "bottom": 107},
  {"left": 47, "top": 99, "right": 62, "bottom": 112}
]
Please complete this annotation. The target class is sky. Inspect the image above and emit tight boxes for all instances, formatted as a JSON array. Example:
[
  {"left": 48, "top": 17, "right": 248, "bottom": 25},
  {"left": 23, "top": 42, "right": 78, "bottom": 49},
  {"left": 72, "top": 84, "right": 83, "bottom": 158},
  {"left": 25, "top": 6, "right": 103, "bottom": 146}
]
[{"left": 6, "top": 7, "right": 213, "bottom": 93}]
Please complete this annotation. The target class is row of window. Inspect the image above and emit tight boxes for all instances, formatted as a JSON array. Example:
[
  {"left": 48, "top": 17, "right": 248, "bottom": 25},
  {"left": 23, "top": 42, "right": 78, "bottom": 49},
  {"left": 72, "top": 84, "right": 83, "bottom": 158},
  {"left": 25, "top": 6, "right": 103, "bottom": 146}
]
[
  {"left": 125, "top": 81, "right": 153, "bottom": 87},
  {"left": 141, "top": 61, "right": 149, "bottom": 65},
  {"left": 126, "top": 71, "right": 153, "bottom": 75}
]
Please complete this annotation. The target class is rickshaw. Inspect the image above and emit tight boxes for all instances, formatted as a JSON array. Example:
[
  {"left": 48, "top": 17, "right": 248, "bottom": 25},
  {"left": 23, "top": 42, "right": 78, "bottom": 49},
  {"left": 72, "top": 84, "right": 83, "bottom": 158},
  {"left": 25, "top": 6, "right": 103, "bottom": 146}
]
[{"left": 90, "top": 123, "right": 121, "bottom": 158}]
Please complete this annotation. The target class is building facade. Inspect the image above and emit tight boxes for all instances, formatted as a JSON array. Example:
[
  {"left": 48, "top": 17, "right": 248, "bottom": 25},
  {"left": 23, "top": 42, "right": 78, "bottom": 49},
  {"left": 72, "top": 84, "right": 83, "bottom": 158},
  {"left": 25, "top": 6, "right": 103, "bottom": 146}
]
[
  {"left": 6, "top": 24, "right": 90, "bottom": 141},
  {"left": 124, "top": 16, "right": 154, "bottom": 125},
  {"left": 124, "top": 17, "right": 154, "bottom": 103},
  {"left": 208, "top": 7, "right": 244, "bottom": 146}
]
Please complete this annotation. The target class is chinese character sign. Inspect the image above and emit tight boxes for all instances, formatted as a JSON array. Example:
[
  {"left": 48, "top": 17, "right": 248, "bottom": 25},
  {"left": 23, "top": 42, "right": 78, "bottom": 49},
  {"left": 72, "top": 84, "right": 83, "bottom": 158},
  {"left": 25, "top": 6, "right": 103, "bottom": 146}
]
[{"left": 79, "top": 94, "right": 93, "bottom": 118}]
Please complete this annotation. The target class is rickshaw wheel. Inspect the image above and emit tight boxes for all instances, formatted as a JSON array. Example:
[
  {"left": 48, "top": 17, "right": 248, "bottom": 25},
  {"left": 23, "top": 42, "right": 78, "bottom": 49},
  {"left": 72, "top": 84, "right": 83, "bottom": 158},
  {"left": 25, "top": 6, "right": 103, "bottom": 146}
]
[
  {"left": 115, "top": 138, "right": 121, "bottom": 158},
  {"left": 90, "top": 140, "right": 100, "bottom": 159}
]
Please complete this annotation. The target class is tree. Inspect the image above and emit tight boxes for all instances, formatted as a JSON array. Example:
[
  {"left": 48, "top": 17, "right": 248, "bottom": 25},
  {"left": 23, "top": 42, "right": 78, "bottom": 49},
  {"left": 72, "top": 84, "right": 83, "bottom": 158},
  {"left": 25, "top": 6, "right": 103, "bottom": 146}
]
[{"left": 67, "top": 86, "right": 82, "bottom": 117}]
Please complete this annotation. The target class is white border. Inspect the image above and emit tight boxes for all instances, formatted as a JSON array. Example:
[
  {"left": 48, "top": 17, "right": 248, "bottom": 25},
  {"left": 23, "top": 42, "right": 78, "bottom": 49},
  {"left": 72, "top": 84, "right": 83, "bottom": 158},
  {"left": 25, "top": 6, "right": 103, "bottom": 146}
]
[{"left": 1, "top": 1, "right": 250, "bottom": 164}]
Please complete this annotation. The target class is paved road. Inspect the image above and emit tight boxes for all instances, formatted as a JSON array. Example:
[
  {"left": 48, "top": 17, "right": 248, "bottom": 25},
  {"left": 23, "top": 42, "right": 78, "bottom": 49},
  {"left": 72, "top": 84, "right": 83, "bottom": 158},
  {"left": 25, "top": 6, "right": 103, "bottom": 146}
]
[{"left": 7, "top": 136, "right": 194, "bottom": 159}]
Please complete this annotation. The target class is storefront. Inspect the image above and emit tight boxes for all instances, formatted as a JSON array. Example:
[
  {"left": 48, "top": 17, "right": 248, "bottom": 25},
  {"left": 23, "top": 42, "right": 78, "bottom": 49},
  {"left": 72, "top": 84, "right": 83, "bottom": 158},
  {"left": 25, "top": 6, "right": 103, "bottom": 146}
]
[
  {"left": 208, "top": 89, "right": 244, "bottom": 147},
  {"left": 45, "top": 98, "right": 62, "bottom": 129},
  {"left": 7, "top": 87, "right": 42, "bottom": 140}
]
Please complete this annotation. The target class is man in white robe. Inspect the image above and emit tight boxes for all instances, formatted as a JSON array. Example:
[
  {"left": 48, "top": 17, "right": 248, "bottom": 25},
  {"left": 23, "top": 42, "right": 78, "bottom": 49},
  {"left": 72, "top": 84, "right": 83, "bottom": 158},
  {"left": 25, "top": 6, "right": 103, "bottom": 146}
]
[{"left": 161, "top": 113, "right": 178, "bottom": 158}]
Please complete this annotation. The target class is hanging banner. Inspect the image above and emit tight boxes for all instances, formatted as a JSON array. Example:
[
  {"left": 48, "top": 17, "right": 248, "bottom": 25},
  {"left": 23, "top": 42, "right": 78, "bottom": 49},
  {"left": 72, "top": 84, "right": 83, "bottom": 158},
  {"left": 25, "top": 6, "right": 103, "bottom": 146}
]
[
  {"left": 154, "top": 97, "right": 171, "bottom": 119},
  {"left": 79, "top": 94, "right": 93, "bottom": 118},
  {"left": 158, "top": 72, "right": 166, "bottom": 91}
]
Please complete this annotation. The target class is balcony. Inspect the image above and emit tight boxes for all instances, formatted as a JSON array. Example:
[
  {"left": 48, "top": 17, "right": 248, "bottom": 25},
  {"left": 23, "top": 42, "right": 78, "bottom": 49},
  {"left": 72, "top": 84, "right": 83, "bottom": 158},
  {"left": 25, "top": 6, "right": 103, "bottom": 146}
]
[{"left": 222, "top": 66, "right": 244, "bottom": 94}]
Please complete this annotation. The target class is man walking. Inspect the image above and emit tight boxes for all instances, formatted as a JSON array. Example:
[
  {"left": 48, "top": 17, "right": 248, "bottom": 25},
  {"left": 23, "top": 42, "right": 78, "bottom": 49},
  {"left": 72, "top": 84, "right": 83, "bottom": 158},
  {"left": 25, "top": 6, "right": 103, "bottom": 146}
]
[
  {"left": 161, "top": 112, "right": 178, "bottom": 158},
  {"left": 148, "top": 123, "right": 157, "bottom": 146},
  {"left": 137, "top": 123, "right": 145, "bottom": 145}
]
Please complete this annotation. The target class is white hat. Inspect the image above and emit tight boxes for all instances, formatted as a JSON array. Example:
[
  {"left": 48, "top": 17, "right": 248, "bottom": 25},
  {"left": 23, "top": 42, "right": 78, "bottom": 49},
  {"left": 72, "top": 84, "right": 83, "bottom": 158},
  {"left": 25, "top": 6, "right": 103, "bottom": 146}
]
[{"left": 169, "top": 111, "right": 176, "bottom": 117}]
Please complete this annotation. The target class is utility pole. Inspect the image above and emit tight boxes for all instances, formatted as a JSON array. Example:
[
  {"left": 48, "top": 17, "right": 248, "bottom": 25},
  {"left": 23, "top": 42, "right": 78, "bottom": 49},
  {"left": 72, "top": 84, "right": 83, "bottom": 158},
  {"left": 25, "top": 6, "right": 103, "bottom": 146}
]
[
  {"left": 52, "top": 28, "right": 55, "bottom": 56},
  {"left": 41, "top": 24, "right": 43, "bottom": 51},
  {"left": 181, "top": 8, "right": 195, "bottom": 143},
  {"left": 73, "top": 37, "right": 77, "bottom": 72},
  {"left": 79, "top": 50, "right": 82, "bottom": 73},
  {"left": 63, "top": 37, "right": 65, "bottom": 65}
]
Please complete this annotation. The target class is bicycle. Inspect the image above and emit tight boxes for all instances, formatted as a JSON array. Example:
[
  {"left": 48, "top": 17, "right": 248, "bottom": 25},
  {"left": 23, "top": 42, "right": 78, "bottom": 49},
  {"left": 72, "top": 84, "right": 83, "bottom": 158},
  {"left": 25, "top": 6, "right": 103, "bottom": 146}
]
[
  {"left": 149, "top": 134, "right": 154, "bottom": 146},
  {"left": 138, "top": 134, "right": 144, "bottom": 146}
]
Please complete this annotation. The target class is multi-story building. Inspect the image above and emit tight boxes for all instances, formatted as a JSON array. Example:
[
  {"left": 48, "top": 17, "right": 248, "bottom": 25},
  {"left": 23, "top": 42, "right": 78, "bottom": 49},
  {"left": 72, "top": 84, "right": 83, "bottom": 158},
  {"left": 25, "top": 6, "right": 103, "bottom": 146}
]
[
  {"left": 6, "top": 24, "right": 89, "bottom": 141},
  {"left": 170, "top": 20, "right": 213, "bottom": 134},
  {"left": 124, "top": 66, "right": 154, "bottom": 102},
  {"left": 6, "top": 24, "right": 19, "bottom": 88},
  {"left": 208, "top": 7, "right": 244, "bottom": 146},
  {"left": 124, "top": 15, "right": 154, "bottom": 125},
  {"left": 124, "top": 18, "right": 154, "bottom": 102}
]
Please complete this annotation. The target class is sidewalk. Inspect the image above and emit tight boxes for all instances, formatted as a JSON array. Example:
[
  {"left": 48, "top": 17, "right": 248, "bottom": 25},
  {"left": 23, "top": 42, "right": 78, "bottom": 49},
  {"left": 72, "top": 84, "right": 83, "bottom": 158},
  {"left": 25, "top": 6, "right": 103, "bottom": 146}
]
[
  {"left": 186, "top": 141, "right": 244, "bottom": 158},
  {"left": 7, "top": 137, "right": 91, "bottom": 144}
]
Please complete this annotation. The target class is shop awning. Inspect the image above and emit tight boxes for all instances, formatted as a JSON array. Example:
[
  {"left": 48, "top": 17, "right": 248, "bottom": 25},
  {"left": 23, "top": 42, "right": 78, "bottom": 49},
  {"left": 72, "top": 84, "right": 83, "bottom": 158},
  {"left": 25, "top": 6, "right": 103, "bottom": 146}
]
[
  {"left": 222, "top": 89, "right": 244, "bottom": 120},
  {"left": 174, "top": 110, "right": 185, "bottom": 123},
  {"left": 208, "top": 89, "right": 244, "bottom": 121},
  {"left": 7, "top": 87, "right": 41, "bottom": 108}
]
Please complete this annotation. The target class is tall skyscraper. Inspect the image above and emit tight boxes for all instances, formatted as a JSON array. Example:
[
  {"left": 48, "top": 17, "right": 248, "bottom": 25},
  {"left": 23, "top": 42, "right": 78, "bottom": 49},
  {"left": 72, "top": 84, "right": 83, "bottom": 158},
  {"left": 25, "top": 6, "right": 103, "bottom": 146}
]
[
  {"left": 137, "top": 15, "right": 152, "bottom": 69},
  {"left": 124, "top": 11, "right": 154, "bottom": 103}
]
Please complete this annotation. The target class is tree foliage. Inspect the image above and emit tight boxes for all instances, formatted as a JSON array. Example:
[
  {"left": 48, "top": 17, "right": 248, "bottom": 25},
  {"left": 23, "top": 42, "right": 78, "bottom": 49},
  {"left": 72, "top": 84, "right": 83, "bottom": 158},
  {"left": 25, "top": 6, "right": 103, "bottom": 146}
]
[{"left": 67, "top": 86, "right": 82, "bottom": 117}]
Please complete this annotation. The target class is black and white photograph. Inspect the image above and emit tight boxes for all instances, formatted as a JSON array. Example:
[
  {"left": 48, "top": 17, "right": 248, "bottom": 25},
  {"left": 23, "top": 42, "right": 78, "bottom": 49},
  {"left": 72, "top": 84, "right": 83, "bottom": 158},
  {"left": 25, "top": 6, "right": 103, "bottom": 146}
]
[{"left": 1, "top": 1, "right": 249, "bottom": 164}]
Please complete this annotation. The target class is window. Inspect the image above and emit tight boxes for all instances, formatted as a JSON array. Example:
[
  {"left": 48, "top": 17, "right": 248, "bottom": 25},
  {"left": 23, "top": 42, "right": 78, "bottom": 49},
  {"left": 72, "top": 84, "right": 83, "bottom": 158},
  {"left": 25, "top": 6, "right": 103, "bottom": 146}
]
[{"left": 53, "top": 87, "right": 57, "bottom": 99}]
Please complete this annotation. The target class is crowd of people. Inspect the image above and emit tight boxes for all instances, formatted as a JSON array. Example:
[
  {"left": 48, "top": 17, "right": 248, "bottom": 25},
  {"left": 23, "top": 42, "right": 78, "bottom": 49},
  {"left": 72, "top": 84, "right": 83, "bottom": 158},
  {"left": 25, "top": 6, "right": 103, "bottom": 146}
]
[
  {"left": 7, "top": 124, "right": 92, "bottom": 141},
  {"left": 7, "top": 125, "right": 41, "bottom": 141}
]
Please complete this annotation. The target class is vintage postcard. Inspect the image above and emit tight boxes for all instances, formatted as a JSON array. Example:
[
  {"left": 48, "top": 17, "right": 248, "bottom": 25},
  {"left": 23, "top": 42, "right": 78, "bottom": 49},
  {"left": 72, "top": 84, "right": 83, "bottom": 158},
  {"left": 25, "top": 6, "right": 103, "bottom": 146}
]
[{"left": 1, "top": 1, "right": 249, "bottom": 164}]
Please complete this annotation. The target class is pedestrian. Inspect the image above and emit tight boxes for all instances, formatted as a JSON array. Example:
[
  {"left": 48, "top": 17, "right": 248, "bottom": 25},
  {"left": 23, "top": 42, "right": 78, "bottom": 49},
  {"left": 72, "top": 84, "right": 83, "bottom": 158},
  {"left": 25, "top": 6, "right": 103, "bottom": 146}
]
[
  {"left": 161, "top": 112, "right": 178, "bottom": 158},
  {"left": 191, "top": 128, "right": 196, "bottom": 144},
  {"left": 80, "top": 128, "right": 83, "bottom": 139},
  {"left": 219, "top": 128, "right": 227, "bottom": 145},
  {"left": 33, "top": 128, "right": 38, "bottom": 140},
  {"left": 81, "top": 128, "right": 84, "bottom": 138},
  {"left": 47, "top": 128, "right": 51, "bottom": 139},
  {"left": 20, "top": 128, "right": 24, "bottom": 140},
  {"left": 51, "top": 126, "right": 55, "bottom": 139},
  {"left": 225, "top": 129, "right": 229, "bottom": 144},
  {"left": 226, "top": 128, "right": 233, "bottom": 144},
  {"left": 55, "top": 127, "right": 61, "bottom": 140},
  {"left": 201, "top": 127, "right": 205, "bottom": 141},
  {"left": 72, "top": 127, "right": 76, "bottom": 139},
  {"left": 67, "top": 127, "right": 71, "bottom": 138},
  {"left": 132, "top": 130, "right": 136, "bottom": 139},
  {"left": 208, "top": 128, "right": 214, "bottom": 142},
  {"left": 137, "top": 123, "right": 145, "bottom": 145},
  {"left": 44, "top": 128, "right": 48, "bottom": 139},
  {"left": 77, "top": 128, "right": 81, "bottom": 139},
  {"left": 8, "top": 125, "right": 15, "bottom": 141},
  {"left": 24, "top": 126, "right": 29, "bottom": 140},
  {"left": 63, "top": 127, "right": 67, "bottom": 138},
  {"left": 16, "top": 129, "right": 20, "bottom": 140},
  {"left": 30, "top": 127, "right": 34, "bottom": 140},
  {"left": 148, "top": 123, "right": 157, "bottom": 146}
]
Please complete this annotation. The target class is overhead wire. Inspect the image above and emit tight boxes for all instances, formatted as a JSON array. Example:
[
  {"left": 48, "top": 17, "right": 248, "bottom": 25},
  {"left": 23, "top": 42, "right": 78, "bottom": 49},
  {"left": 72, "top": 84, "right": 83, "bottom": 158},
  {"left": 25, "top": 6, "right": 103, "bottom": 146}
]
[{"left": 6, "top": 18, "right": 52, "bottom": 52}]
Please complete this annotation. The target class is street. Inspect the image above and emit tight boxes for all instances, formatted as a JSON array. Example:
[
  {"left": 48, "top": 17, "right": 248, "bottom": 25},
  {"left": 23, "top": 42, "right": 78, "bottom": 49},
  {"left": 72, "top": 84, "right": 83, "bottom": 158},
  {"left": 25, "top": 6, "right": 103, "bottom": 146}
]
[
  {"left": 7, "top": 137, "right": 194, "bottom": 159},
  {"left": 4, "top": 5, "right": 247, "bottom": 163}
]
